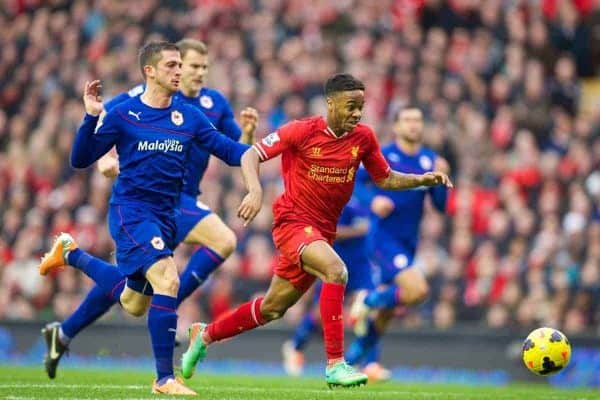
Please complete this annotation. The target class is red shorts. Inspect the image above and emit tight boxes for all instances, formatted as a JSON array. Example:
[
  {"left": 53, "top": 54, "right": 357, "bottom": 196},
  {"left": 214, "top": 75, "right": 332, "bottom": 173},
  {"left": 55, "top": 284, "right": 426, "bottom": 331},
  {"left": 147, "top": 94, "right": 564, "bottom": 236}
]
[{"left": 272, "top": 221, "right": 333, "bottom": 293}]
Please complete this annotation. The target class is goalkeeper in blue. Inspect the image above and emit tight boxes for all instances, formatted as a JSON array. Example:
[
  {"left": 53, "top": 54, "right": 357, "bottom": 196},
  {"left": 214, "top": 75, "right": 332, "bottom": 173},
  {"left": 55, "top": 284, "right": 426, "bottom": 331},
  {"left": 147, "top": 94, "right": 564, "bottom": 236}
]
[
  {"left": 345, "top": 106, "right": 450, "bottom": 372},
  {"left": 38, "top": 41, "right": 251, "bottom": 395}
]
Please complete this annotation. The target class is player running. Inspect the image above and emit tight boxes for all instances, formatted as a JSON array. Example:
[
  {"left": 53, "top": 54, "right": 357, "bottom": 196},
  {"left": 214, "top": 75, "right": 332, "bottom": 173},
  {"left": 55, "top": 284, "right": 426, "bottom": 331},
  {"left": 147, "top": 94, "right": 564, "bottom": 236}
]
[
  {"left": 40, "top": 38, "right": 258, "bottom": 382},
  {"left": 345, "top": 105, "right": 450, "bottom": 369},
  {"left": 38, "top": 41, "right": 251, "bottom": 395},
  {"left": 281, "top": 197, "right": 387, "bottom": 379},
  {"left": 181, "top": 74, "right": 452, "bottom": 388}
]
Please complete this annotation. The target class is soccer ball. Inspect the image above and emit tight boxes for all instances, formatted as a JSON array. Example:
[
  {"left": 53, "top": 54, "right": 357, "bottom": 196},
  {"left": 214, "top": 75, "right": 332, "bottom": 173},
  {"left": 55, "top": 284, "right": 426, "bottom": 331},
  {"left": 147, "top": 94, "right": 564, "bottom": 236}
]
[{"left": 522, "top": 327, "right": 571, "bottom": 376}]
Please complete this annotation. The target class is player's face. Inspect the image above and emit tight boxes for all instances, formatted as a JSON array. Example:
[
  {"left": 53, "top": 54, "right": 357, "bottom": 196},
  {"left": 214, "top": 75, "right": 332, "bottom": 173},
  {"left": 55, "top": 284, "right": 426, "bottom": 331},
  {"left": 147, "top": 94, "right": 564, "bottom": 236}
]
[
  {"left": 145, "top": 49, "right": 182, "bottom": 94},
  {"left": 328, "top": 90, "right": 364, "bottom": 133},
  {"left": 395, "top": 108, "right": 423, "bottom": 143},
  {"left": 181, "top": 49, "right": 209, "bottom": 94}
]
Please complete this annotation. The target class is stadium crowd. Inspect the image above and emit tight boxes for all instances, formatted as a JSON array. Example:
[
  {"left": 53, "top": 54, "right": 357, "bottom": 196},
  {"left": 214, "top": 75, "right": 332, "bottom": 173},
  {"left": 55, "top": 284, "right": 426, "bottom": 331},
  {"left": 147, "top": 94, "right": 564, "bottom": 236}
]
[{"left": 0, "top": 0, "right": 598, "bottom": 336}]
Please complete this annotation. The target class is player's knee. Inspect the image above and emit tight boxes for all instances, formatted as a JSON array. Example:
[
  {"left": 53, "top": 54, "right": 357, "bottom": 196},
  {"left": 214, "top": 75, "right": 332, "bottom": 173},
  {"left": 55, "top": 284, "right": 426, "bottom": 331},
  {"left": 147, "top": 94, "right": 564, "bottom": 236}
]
[
  {"left": 323, "top": 260, "right": 348, "bottom": 285},
  {"left": 404, "top": 282, "right": 429, "bottom": 305},
  {"left": 151, "top": 274, "right": 180, "bottom": 296},
  {"left": 211, "top": 229, "right": 237, "bottom": 258}
]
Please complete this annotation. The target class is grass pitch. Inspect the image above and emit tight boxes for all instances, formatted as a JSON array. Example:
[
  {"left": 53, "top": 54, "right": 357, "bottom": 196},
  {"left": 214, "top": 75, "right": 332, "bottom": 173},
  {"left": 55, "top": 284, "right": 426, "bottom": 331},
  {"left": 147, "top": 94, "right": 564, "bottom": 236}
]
[{"left": 0, "top": 366, "right": 597, "bottom": 400}]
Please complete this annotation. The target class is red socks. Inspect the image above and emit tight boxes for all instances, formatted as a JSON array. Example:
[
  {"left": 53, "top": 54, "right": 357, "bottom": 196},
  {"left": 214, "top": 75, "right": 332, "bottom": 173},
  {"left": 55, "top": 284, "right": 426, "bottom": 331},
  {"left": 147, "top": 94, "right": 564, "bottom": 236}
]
[
  {"left": 320, "top": 282, "right": 346, "bottom": 362},
  {"left": 206, "top": 297, "right": 266, "bottom": 342}
]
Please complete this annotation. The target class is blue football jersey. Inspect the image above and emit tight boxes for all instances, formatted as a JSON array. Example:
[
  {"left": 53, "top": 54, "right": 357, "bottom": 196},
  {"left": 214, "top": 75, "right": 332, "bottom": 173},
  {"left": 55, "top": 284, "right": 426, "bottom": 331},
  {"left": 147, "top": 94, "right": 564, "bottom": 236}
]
[
  {"left": 357, "top": 143, "right": 445, "bottom": 249},
  {"left": 176, "top": 87, "right": 241, "bottom": 195},
  {"left": 333, "top": 199, "right": 371, "bottom": 270},
  {"left": 73, "top": 95, "right": 248, "bottom": 213},
  {"left": 105, "top": 85, "right": 242, "bottom": 197}
]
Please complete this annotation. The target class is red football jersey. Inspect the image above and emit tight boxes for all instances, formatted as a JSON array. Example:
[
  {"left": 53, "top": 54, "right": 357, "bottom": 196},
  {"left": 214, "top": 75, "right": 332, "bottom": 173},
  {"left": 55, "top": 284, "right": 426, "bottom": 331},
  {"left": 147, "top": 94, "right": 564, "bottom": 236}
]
[{"left": 253, "top": 116, "right": 391, "bottom": 238}]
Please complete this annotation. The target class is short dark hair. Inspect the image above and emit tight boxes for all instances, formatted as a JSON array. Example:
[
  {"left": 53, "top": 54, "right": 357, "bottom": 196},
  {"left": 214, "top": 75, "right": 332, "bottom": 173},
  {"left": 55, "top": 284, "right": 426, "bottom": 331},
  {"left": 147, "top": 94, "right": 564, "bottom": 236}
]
[
  {"left": 324, "top": 73, "right": 365, "bottom": 96},
  {"left": 395, "top": 104, "right": 422, "bottom": 121},
  {"left": 176, "top": 38, "right": 208, "bottom": 58},
  {"left": 138, "top": 41, "right": 180, "bottom": 78}
]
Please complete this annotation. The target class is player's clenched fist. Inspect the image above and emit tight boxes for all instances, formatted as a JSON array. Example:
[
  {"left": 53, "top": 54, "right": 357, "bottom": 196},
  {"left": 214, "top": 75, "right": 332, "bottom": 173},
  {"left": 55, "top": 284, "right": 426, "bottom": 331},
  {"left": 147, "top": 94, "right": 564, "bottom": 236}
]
[
  {"left": 98, "top": 154, "right": 120, "bottom": 178},
  {"left": 237, "top": 189, "right": 263, "bottom": 226},
  {"left": 420, "top": 171, "right": 453, "bottom": 188},
  {"left": 240, "top": 107, "right": 258, "bottom": 132},
  {"left": 83, "top": 80, "right": 104, "bottom": 116}
]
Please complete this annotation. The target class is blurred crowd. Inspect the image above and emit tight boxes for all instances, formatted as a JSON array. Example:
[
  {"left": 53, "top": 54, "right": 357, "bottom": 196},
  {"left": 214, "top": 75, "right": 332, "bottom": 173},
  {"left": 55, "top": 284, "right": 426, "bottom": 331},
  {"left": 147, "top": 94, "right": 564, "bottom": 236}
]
[{"left": 0, "top": 0, "right": 599, "bottom": 336}]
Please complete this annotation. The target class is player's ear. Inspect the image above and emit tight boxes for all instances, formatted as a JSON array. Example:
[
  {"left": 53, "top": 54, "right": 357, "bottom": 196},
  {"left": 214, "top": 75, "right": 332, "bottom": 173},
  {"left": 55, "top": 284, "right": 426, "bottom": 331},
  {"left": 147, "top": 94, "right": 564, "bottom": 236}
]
[
  {"left": 326, "top": 96, "right": 334, "bottom": 111},
  {"left": 143, "top": 64, "right": 154, "bottom": 79}
]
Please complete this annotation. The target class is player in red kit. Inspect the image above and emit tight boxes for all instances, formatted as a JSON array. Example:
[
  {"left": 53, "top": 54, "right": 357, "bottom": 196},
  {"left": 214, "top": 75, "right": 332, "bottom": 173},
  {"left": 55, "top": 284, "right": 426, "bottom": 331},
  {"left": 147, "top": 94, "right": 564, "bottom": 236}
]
[{"left": 181, "top": 74, "right": 452, "bottom": 387}]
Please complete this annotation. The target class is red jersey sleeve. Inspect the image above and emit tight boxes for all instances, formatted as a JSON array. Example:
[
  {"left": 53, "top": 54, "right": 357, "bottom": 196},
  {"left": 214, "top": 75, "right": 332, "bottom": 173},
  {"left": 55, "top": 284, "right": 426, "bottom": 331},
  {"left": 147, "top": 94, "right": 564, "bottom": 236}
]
[
  {"left": 361, "top": 128, "right": 391, "bottom": 182},
  {"left": 253, "top": 120, "right": 301, "bottom": 161}
]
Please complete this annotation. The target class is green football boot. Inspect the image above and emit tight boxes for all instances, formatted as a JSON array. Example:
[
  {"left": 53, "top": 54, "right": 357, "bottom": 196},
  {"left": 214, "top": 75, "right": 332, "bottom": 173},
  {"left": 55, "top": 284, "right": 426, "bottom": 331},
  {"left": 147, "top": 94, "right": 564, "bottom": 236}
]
[
  {"left": 181, "top": 323, "right": 208, "bottom": 379},
  {"left": 325, "top": 361, "right": 368, "bottom": 388}
]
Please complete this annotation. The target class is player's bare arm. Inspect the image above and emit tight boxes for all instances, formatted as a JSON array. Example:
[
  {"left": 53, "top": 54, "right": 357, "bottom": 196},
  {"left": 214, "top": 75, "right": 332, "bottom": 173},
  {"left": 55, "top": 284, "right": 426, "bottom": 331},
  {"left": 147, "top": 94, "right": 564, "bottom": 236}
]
[
  {"left": 240, "top": 107, "right": 259, "bottom": 144},
  {"left": 375, "top": 170, "right": 453, "bottom": 190},
  {"left": 237, "top": 148, "right": 263, "bottom": 226},
  {"left": 335, "top": 221, "right": 369, "bottom": 240}
]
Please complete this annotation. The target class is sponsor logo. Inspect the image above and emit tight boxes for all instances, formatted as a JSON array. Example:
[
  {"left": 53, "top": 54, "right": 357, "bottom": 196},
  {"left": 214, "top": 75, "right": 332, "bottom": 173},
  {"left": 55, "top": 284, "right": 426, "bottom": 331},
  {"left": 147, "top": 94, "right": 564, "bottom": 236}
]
[
  {"left": 200, "top": 95, "right": 214, "bottom": 109},
  {"left": 346, "top": 166, "right": 355, "bottom": 182},
  {"left": 151, "top": 236, "right": 165, "bottom": 250},
  {"left": 128, "top": 110, "right": 141, "bottom": 120},
  {"left": 262, "top": 132, "right": 280, "bottom": 147},
  {"left": 49, "top": 328, "right": 60, "bottom": 359},
  {"left": 137, "top": 139, "right": 184, "bottom": 153},
  {"left": 171, "top": 110, "right": 184, "bottom": 126}
]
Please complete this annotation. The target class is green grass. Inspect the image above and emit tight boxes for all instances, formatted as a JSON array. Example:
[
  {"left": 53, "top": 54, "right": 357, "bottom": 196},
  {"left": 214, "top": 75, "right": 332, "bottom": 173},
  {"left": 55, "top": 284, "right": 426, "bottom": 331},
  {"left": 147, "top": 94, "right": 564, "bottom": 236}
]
[{"left": 0, "top": 366, "right": 597, "bottom": 400}]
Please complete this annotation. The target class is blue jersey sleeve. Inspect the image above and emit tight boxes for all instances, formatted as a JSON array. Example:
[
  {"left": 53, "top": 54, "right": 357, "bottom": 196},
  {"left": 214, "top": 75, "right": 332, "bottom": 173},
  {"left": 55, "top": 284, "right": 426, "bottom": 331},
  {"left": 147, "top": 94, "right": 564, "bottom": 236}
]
[
  {"left": 353, "top": 165, "right": 377, "bottom": 207},
  {"left": 218, "top": 97, "right": 242, "bottom": 141},
  {"left": 193, "top": 109, "right": 249, "bottom": 166},
  {"left": 429, "top": 185, "right": 448, "bottom": 212},
  {"left": 104, "top": 84, "right": 144, "bottom": 112},
  {"left": 71, "top": 112, "right": 119, "bottom": 168}
]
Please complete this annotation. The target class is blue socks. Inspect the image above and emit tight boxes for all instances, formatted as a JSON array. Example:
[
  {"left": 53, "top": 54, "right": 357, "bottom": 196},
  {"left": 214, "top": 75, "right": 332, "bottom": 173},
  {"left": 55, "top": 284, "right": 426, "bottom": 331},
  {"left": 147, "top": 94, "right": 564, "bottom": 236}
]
[
  {"left": 61, "top": 285, "right": 116, "bottom": 340},
  {"left": 291, "top": 314, "right": 318, "bottom": 351},
  {"left": 148, "top": 294, "right": 177, "bottom": 381},
  {"left": 67, "top": 249, "right": 125, "bottom": 302},
  {"left": 346, "top": 318, "right": 380, "bottom": 365},
  {"left": 364, "top": 285, "right": 401, "bottom": 309},
  {"left": 177, "top": 247, "right": 224, "bottom": 306}
]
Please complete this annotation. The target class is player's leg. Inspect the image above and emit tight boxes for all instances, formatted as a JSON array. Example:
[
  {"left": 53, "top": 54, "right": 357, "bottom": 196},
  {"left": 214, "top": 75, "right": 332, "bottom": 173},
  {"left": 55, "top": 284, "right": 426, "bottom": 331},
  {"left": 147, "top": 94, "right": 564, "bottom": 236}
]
[
  {"left": 176, "top": 203, "right": 236, "bottom": 306},
  {"left": 39, "top": 233, "right": 126, "bottom": 303},
  {"left": 42, "top": 284, "right": 118, "bottom": 379},
  {"left": 282, "top": 285, "right": 321, "bottom": 376},
  {"left": 181, "top": 274, "right": 304, "bottom": 378},
  {"left": 300, "top": 241, "right": 368, "bottom": 387},
  {"left": 144, "top": 257, "right": 195, "bottom": 395}
]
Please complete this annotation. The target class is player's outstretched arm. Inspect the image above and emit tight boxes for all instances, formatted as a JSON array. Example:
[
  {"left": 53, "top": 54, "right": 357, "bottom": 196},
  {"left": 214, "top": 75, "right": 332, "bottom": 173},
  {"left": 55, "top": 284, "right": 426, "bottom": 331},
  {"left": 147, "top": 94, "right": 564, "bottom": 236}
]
[
  {"left": 237, "top": 148, "right": 263, "bottom": 226},
  {"left": 71, "top": 80, "right": 117, "bottom": 169},
  {"left": 375, "top": 170, "right": 453, "bottom": 191}
]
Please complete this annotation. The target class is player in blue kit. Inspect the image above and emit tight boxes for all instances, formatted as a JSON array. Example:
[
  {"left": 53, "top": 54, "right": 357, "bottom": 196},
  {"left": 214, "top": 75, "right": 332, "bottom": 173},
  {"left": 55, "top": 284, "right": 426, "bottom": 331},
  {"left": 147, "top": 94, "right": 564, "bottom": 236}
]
[
  {"left": 281, "top": 198, "right": 380, "bottom": 377},
  {"left": 38, "top": 41, "right": 250, "bottom": 395},
  {"left": 345, "top": 106, "right": 449, "bottom": 370},
  {"left": 40, "top": 39, "right": 258, "bottom": 383}
]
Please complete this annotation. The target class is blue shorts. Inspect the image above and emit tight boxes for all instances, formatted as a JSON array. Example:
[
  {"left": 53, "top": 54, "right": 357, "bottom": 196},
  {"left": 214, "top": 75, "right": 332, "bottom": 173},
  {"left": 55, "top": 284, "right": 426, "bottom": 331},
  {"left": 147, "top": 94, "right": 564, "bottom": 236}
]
[
  {"left": 371, "top": 238, "right": 416, "bottom": 285},
  {"left": 108, "top": 204, "right": 176, "bottom": 294},
  {"left": 174, "top": 193, "right": 213, "bottom": 245}
]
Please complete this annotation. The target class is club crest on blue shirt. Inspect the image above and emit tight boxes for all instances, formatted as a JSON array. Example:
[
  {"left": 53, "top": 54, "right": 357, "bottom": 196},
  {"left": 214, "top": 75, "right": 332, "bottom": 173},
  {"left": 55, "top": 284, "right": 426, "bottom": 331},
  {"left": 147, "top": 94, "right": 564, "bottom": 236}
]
[
  {"left": 171, "top": 110, "right": 184, "bottom": 126},
  {"left": 200, "top": 95, "right": 213, "bottom": 109},
  {"left": 151, "top": 236, "right": 165, "bottom": 250},
  {"left": 419, "top": 155, "right": 432, "bottom": 170}
]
